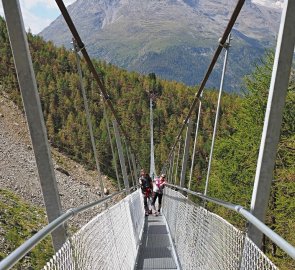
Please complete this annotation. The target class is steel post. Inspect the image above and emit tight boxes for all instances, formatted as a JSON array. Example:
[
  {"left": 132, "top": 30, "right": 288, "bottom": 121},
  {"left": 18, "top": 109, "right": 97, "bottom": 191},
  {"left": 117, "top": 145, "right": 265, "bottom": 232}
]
[
  {"left": 2, "top": 0, "right": 66, "bottom": 251},
  {"left": 248, "top": 0, "right": 295, "bottom": 247}
]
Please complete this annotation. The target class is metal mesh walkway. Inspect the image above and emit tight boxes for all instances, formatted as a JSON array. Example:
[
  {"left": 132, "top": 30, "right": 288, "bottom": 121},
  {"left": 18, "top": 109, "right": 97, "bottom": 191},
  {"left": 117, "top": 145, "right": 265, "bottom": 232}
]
[
  {"left": 135, "top": 215, "right": 178, "bottom": 269},
  {"left": 39, "top": 187, "right": 281, "bottom": 270},
  {"left": 1, "top": 187, "right": 287, "bottom": 270}
]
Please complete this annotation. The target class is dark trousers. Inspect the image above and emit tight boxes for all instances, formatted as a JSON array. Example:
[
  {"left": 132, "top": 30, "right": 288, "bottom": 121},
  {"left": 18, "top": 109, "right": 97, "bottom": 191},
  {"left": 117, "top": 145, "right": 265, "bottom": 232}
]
[
  {"left": 143, "top": 194, "right": 149, "bottom": 212},
  {"left": 151, "top": 192, "right": 163, "bottom": 209}
]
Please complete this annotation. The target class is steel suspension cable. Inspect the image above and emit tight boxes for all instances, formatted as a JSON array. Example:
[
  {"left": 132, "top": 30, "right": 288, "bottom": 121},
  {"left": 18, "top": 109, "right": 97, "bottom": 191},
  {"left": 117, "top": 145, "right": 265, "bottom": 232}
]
[
  {"left": 167, "top": 156, "right": 172, "bottom": 182},
  {"left": 150, "top": 98, "right": 156, "bottom": 178},
  {"left": 112, "top": 119, "right": 130, "bottom": 191},
  {"left": 73, "top": 41, "right": 105, "bottom": 196},
  {"left": 124, "top": 138, "right": 135, "bottom": 187},
  {"left": 163, "top": 0, "right": 245, "bottom": 170},
  {"left": 204, "top": 34, "right": 231, "bottom": 196},
  {"left": 171, "top": 150, "right": 176, "bottom": 183},
  {"left": 169, "top": 151, "right": 175, "bottom": 183},
  {"left": 103, "top": 103, "right": 122, "bottom": 191},
  {"left": 188, "top": 92, "right": 203, "bottom": 190},
  {"left": 180, "top": 118, "right": 194, "bottom": 187},
  {"left": 127, "top": 146, "right": 138, "bottom": 186},
  {"left": 174, "top": 139, "right": 182, "bottom": 185},
  {"left": 55, "top": 0, "right": 140, "bottom": 168},
  {"left": 130, "top": 153, "right": 139, "bottom": 182}
]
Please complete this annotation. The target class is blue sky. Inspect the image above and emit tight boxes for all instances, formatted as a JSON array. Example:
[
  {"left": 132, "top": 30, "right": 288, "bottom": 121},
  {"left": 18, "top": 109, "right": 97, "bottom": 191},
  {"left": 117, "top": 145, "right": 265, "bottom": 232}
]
[{"left": 0, "top": 0, "right": 76, "bottom": 34}]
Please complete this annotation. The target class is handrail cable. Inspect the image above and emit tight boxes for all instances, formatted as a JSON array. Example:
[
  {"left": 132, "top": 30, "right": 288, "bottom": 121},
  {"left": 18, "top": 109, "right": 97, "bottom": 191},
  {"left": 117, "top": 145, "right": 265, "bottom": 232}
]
[
  {"left": 0, "top": 189, "right": 131, "bottom": 270},
  {"left": 163, "top": 0, "right": 245, "bottom": 170},
  {"left": 55, "top": 0, "right": 140, "bottom": 167},
  {"left": 166, "top": 183, "right": 295, "bottom": 260}
]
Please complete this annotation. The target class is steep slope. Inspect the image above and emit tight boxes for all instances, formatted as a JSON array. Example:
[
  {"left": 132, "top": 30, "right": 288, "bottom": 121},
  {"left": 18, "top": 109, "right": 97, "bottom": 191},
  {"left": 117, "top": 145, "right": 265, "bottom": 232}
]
[
  {"left": 40, "top": 0, "right": 282, "bottom": 92},
  {"left": 0, "top": 91, "right": 115, "bottom": 230},
  {"left": 0, "top": 189, "right": 53, "bottom": 269}
]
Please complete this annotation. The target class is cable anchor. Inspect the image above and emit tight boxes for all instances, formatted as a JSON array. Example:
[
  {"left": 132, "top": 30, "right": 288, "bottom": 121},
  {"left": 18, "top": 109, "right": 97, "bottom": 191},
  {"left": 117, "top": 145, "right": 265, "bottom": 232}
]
[
  {"left": 218, "top": 35, "right": 232, "bottom": 49},
  {"left": 71, "top": 37, "right": 85, "bottom": 52}
]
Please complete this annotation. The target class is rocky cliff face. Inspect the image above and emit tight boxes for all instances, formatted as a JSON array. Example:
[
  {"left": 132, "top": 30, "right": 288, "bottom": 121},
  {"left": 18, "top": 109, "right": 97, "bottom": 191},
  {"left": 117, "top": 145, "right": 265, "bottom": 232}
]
[{"left": 40, "top": 0, "right": 282, "bottom": 91}]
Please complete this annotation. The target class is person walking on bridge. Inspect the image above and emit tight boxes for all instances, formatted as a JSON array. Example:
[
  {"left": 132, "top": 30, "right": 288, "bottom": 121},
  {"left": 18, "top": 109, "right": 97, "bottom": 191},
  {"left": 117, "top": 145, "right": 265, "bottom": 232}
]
[
  {"left": 151, "top": 174, "right": 166, "bottom": 216},
  {"left": 139, "top": 169, "right": 153, "bottom": 216}
]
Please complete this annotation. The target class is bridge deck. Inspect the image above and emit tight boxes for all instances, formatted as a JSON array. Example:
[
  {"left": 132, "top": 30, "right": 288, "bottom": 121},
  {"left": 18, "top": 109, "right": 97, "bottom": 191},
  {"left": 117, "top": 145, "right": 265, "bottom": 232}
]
[{"left": 135, "top": 214, "right": 178, "bottom": 270}]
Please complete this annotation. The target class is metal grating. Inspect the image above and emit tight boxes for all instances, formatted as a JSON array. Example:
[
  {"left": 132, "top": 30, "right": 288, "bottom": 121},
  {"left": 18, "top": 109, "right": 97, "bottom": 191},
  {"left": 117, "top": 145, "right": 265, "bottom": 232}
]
[{"left": 135, "top": 215, "right": 178, "bottom": 269}]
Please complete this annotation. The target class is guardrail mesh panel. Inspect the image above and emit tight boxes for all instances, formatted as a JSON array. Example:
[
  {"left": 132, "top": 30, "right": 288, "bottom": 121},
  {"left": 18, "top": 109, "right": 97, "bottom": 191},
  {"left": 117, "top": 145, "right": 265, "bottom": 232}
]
[
  {"left": 128, "top": 187, "right": 145, "bottom": 247},
  {"left": 44, "top": 241, "right": 75, "bottom": 270},
  {"left": 43, "top": 189, "right": 144, "bottom": 270},
  {"left": 240, "top": 237, "right": 278, "bottom": 270},
  {"left": 162, "top": 187, "right": 278, "bottom": 270}
]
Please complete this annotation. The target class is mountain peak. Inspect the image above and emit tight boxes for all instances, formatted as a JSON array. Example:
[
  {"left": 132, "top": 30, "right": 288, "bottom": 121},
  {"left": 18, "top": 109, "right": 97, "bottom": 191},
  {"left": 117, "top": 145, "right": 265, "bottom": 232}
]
[{"left": 40, "top": 0, "right": 281, "bottom": 92}]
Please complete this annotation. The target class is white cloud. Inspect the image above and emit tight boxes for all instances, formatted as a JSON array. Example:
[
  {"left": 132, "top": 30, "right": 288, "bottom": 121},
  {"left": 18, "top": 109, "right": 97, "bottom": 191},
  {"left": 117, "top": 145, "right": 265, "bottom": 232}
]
[
  {"left": 0, "top": 0, "right": 76, "bottom": 34},
  {"left": 0, "top": 2, "right": 3, "bottom": 17},
  {"left": 21, "top": 0, "right": 54, "bottom": 10},
  {"left": 64, "top": 0, "right": 76, "bottom": 5},
  {"left": 21, "top": 6, "right": 53, "bottom": 33},
  {"left": 252, "top": 0, "right": 284, "bottom": 9},
  {"left": 21, "top": 0, "right": 75, "bottom": 10}
]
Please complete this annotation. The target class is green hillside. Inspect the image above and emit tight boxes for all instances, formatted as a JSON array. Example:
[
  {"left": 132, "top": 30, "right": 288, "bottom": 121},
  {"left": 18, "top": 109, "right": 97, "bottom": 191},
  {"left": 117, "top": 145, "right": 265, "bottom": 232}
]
[
  {"left": 88, "top": 20, "right": 265, "bottom": 92},
  {"left": 0, "top": 16, "right": 294, "bottom": 269},
  {"left": 0, "top": 189, "right": 54, "bottom": 269}
]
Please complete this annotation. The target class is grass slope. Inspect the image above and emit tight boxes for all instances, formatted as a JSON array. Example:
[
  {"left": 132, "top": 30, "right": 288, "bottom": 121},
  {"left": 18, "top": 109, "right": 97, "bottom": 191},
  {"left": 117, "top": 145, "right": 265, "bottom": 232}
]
[{"left": 0, "top": 189, "right": 54, "bottom": 269}]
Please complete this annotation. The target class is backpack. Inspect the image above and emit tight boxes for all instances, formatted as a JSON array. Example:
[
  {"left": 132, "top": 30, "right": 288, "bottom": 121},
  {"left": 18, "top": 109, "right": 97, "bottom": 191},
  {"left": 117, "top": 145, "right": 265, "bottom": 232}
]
[{"left": 139, "top": 175, "right": 152, "bottom": 193}]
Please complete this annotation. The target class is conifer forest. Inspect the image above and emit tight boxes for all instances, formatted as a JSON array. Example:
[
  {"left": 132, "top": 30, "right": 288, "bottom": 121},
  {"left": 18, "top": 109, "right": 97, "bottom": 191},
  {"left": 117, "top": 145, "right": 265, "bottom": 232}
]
[{"left": 0, "top": 16, "right": 294, "bottom": 269}]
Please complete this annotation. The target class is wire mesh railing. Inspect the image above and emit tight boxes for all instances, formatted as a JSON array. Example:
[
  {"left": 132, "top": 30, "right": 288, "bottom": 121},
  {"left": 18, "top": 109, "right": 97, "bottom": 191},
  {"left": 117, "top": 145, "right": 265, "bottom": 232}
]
[
  {"left": 43, "top": 189, "right": 144, "bottom": 270},
  {"left": 162, "top": 187, "right": 278, "bottom": 270},
  {"left": 3, "top": 185, "right": 293, "bottom": 269}
]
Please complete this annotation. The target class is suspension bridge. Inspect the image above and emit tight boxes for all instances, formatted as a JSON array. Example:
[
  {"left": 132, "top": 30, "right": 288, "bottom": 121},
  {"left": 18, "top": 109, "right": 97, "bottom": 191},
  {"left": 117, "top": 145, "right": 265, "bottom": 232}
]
[{"left": 0, "top": 0, "right": 295, "bottom": 269}]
